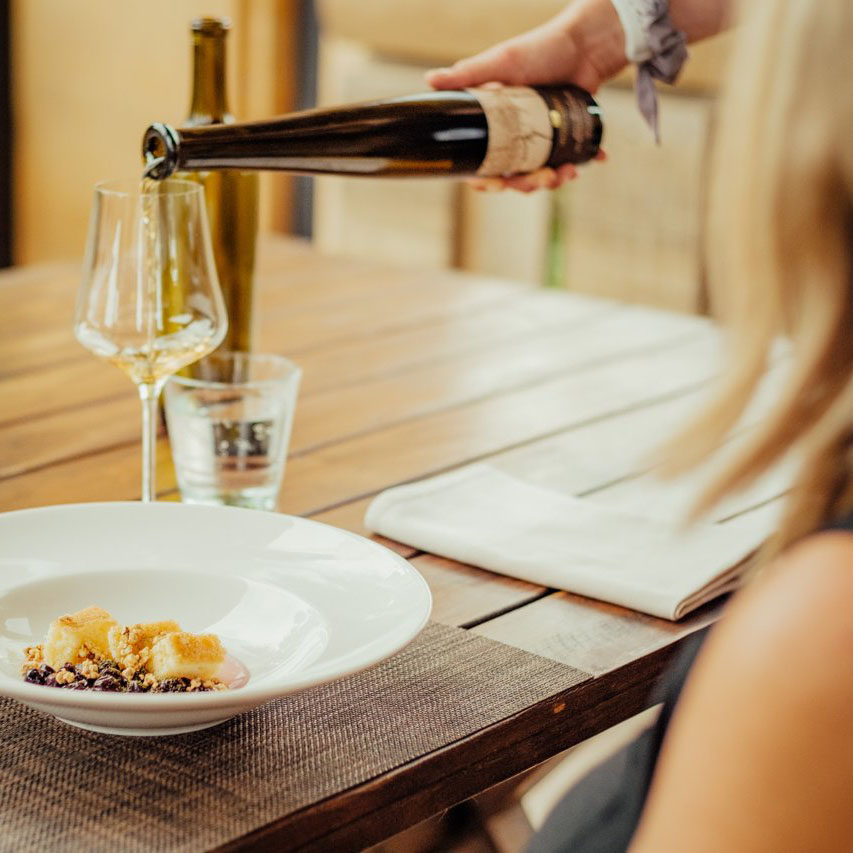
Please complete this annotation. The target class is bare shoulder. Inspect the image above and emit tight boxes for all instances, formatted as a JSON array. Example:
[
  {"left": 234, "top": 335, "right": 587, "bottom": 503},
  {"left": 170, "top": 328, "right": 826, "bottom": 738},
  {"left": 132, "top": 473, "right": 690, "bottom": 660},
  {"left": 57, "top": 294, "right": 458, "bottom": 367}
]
[
  {"left": 727, "top": 530, "right": 853, "bottom": 677},
  {"left": 630, "top": 531, "right": 853, "bottom": 852},
  {"left": 693, "top": 529, "right": 853, "bottom": 713}
]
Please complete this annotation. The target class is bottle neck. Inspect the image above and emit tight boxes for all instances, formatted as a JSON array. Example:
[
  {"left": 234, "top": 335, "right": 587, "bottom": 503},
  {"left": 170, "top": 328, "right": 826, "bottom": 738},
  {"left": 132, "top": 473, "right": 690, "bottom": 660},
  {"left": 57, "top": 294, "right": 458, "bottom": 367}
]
[{"left": 188, "top": 32, "right": 229, "bottom": 123}]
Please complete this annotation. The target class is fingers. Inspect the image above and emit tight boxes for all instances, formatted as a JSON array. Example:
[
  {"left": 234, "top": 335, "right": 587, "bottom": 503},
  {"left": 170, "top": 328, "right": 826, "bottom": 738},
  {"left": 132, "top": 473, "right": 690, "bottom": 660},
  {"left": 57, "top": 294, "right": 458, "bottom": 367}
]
[
  {"left": 556, "top": 163, "right": 580, "bottom": 183},
  {"left": 426, "top": 42, "right": 528, "bottom": 90},
  {"left": 468, "top": 166, "right": 579, "bottom": 194},
  {"left": 503, "top": 168, "right": 563, "bottom": 192},
  {"left": 425, "top": 66, "right": 465, "bottom": 90},
  {"left": 466, "top": 177, "right": 507, "bottom": 193},
  {"left": 466, "top": 150, "right": 606, "bottom": 193}
]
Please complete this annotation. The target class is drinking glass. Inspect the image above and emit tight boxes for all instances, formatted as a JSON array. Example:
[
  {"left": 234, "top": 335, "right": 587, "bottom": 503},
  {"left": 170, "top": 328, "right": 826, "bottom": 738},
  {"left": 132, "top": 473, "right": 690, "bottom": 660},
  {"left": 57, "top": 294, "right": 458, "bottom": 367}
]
[
  {"left": 74, "top": 179, "right": 227, "bottom": 502},
  {"left": 164, "top": 352, "right": 302, "bottom": 511}
]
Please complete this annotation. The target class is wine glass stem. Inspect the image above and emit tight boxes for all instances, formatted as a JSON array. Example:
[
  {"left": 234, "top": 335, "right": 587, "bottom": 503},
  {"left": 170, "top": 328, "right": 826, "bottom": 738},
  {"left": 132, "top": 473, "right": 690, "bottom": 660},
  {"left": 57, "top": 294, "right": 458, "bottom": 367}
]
[{"left": 138, "top": 380, "right": 165, "bottom": 503}]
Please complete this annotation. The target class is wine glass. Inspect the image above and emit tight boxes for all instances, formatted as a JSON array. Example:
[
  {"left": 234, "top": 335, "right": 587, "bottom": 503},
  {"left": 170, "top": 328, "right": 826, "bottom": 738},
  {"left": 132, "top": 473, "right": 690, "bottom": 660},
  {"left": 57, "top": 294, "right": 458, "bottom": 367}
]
[{"left": 74, "top": 179, "right": 227, "bottom": 502}]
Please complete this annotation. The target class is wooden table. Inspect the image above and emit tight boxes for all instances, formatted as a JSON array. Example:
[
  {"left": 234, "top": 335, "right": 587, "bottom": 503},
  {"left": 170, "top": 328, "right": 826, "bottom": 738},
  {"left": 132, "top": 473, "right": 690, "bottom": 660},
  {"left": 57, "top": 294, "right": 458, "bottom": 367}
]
[{"left": 0, "top": 237, "right": 781, "bottom": 851}]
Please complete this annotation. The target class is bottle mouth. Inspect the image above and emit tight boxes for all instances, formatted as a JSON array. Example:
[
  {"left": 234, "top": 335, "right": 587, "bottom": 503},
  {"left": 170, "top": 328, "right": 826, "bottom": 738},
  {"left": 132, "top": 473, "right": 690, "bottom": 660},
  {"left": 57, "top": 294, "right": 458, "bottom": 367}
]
[
  {"left": 191, "top": 16, "right": 231, "bottom": 35},
  {"left": 142, "top": 124, "right": 180, "bottom": 180}
]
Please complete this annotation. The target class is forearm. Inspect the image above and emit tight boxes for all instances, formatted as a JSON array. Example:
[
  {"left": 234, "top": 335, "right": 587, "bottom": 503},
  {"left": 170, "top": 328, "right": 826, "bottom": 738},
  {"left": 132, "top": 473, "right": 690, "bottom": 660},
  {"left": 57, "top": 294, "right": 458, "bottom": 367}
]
[
  {"left": 566, "top": 0, "right": 732, "bottom": 50},
  {"left": 560, "top": 0, "right": 731, "bottom": 83},
  {"left": 561, "top": 0, "right": 629, "bottom": 82},
  {"left": 670, "top": 0, "right": 733, "bottom": 42}
]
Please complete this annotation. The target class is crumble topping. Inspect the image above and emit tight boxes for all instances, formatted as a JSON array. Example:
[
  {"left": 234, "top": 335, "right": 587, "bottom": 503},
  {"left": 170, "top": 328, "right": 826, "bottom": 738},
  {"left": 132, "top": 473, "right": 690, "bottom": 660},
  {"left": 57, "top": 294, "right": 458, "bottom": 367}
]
[{"left": 22, "top": 607, "right": 229, "bottom": 694}]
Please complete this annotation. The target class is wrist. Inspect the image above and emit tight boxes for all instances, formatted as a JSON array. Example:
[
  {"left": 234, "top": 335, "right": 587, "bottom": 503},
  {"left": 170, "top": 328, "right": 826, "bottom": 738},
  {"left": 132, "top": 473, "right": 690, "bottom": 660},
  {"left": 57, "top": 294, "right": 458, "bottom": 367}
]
[
  {"left": 669, "top": 0, "right": 732, "bottom": 42},
  {"left": 609, "top": 0, "right": 654, "bottom": 62},
  {"left": 561, "top": 0, "right": 630, "bottom": 85}
]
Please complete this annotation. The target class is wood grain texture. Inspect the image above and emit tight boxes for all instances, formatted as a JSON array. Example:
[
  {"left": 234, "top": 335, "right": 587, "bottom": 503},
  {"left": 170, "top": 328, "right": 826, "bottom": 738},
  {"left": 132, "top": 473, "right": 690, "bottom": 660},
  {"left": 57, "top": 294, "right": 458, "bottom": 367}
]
[
  {"left": 0, "top": 438, "right": 175, "bottom": 508},
  {"left": 0, "top": 330, "right": 722, "bottom": 515},
  {"left": 0, "top": 244, "right": 721, "bottom": 485},
  {"left": 473, "top": 591, "right": 719, "bottom": 676},
  {"left": 0, "top": 359, "right": 131, "bottom": 427},
  {"left": 294, "top": 290, "right": 604, "bottom": 396},
  {"left": 411, "top": 554, "right": 546, "bottom": 628},
  {"left": 277, "top": 334, "right": 721, "bottom": 516},
  {"left": 288, "top": 306, "right": 705, "bottom": 455},
  {"left": 0, "top": 394, "right": 140, "bottom": 479}
]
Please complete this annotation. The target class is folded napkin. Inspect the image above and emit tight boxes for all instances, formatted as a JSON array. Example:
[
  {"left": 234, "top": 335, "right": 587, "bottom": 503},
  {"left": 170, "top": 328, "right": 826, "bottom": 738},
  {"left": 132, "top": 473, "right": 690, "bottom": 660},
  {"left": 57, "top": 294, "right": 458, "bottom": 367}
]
[{"left": 365, "top": 465, "right": 776, "bottom": 620}]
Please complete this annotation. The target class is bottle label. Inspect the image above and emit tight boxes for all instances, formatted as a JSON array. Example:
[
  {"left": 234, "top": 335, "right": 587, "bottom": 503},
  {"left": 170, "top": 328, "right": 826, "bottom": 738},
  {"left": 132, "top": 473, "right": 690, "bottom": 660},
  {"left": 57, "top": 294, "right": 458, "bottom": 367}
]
[
  {"left": 537, "top": 87, "right": 602, "bottom": 168},
  {"left": 468, "top": 86, "right": 553, "bottom": 177}
]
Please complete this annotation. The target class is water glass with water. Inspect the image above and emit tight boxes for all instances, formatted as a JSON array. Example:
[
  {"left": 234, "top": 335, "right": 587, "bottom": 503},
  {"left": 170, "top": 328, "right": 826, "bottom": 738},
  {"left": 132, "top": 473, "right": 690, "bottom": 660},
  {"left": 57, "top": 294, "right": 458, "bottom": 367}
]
[{"left": 164, "top": 353, "right": 301, "bottom": 510}]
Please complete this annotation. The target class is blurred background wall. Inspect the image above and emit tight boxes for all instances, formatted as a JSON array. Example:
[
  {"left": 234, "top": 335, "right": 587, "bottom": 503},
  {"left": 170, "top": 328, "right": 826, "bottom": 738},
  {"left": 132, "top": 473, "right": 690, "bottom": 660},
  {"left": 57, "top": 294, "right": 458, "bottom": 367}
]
[
  {"left": 8, "top": 0, "right": 297, "bottom": 265},
  {"left": 0, "top": 0, "right": 10, "bottom": 269},
  {"left": 1, "top": 0, "right": 731, "bottom": 313}
]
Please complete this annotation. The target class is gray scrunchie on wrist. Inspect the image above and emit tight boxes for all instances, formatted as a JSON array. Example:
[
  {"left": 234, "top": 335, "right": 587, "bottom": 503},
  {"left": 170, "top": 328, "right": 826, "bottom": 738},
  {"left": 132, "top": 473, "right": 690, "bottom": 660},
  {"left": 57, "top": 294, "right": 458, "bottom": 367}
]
[
  {"left": 638, "top": 1, "right": 689, "bottom": 142},
  {"left": 611, "top": 0, "right": 690, "bottom": 142}
]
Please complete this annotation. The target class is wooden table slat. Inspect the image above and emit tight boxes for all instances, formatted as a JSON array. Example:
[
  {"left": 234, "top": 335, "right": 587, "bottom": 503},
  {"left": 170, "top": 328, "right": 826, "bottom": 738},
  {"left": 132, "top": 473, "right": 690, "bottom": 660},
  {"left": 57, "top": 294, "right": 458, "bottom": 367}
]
[
  {"left": 0, "top": 239, "right": 520, "bottom": 378},
  {"left": 0, "top": 332, "right": 719, "bottom": 512},
  {"left": 0, "top": 299, "right": 633, "bottom": 477},
  {"left": 278, "top": 334, "right": 722, "bottom": 517},
  {"left": 411, "top": 553, "right": 547, "bottom": 628},
  {"left": 0, "top": 288, "right": 599, "bottom": 432},
  {"left": 472, "top": 590, "right": 720, "bottom": 676},
  {"left": 288, "top": 308, "right": 702, "bottom": 457}
]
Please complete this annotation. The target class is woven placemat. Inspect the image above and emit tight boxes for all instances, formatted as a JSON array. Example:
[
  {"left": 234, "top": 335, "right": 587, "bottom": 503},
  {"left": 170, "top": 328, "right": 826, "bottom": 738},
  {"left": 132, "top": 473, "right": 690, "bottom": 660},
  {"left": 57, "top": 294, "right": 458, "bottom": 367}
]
[{"left": 0, "top": 623, "right": 588, "bottom": 852}]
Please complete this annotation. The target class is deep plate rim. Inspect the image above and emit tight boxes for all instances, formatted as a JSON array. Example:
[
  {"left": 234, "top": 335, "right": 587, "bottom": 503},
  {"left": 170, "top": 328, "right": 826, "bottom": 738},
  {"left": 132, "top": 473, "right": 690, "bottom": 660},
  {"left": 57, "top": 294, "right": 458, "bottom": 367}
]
[{"left": 0, "top": 502, "right": 432, "bottom": 713}]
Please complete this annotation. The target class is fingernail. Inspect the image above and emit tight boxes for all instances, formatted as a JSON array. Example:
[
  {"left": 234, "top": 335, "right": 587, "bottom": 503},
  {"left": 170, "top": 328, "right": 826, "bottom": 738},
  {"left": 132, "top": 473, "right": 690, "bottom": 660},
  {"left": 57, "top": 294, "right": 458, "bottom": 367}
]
[{"left": 469, "top": 178, "right": 503, "bottom": 192}]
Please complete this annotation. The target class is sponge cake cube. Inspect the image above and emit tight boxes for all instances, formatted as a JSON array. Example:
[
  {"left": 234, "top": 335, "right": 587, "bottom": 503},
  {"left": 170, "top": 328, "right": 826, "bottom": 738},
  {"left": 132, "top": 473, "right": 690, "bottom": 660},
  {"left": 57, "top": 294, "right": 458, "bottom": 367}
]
[
  {"left": 149, "top": 632, "right": 225, "bottom": 681},
  {"left": 43, "top": 606, "right": 118, "bottom": 669}
]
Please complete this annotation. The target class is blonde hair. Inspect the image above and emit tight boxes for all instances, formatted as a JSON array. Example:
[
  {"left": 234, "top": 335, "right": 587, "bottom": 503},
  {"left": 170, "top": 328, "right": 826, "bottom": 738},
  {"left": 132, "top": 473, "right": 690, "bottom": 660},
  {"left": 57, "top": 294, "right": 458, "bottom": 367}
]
[{"left": 663, "top": 0, "right": 853, "bottom": 556}]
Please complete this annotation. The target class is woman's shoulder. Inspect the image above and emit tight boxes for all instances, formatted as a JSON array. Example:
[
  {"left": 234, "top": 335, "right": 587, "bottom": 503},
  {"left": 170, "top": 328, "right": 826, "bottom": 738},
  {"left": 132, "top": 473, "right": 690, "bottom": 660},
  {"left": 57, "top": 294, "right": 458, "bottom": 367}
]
[
  {"left": 630, "top": 530, "right": 853, "bottom": 851},
  {"left": 735, "top": 529, "right": 853, "bottom": 668},
  {"left": 683, "top": 530, "right": 853, "bottom": 718},
  {"left": 704, "top": 527, "right": 853, "bottom": 737},
  {"left": 694, "top": 528, "right": 853, "bottom": 748}
]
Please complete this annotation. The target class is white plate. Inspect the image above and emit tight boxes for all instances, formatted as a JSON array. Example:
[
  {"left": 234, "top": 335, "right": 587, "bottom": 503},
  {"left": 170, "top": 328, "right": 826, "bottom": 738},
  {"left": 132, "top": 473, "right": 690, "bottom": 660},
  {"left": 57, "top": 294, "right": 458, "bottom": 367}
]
[{"left": 0, "top": 502, "right": 431, "bottom": 736}]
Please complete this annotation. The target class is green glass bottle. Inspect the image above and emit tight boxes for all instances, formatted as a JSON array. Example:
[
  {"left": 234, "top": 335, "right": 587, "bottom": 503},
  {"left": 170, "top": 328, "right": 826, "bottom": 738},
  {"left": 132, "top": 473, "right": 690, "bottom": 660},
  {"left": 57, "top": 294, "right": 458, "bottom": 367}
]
[{"left": 180, "top": 17, "right": 259, "bottom": 356}]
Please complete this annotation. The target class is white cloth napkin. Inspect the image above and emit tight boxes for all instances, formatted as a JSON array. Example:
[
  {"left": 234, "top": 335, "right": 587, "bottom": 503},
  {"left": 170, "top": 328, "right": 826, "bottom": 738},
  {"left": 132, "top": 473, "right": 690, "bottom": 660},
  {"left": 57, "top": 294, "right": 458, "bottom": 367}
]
[{"left": 365, "top": 464, "right": 775, "bottom": 620}]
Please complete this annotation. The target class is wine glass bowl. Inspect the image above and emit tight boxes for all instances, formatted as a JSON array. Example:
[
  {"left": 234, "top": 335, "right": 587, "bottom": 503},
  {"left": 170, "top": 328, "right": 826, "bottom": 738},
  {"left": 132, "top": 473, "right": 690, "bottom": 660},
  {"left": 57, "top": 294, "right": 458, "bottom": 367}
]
[{"left": 74, "top": 179, "right": 227, "bottom": 501}]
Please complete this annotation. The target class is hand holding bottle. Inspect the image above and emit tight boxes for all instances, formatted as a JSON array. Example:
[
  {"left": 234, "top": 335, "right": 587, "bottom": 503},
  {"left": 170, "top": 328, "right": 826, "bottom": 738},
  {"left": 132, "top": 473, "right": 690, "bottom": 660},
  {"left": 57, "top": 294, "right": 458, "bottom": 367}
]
[
  {"left": 426, "top": 0, "right": 627, "bottom": 192},
  {"left": 428, "top": 0, "right": 734, "bottom": 192}
]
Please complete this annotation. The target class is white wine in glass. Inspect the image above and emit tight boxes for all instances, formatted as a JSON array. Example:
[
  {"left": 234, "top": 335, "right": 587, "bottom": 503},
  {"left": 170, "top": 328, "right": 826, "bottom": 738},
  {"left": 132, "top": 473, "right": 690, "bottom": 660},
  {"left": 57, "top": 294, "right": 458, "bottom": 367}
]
[{"left": 74, "top": 179, "right": 227, "bottom": 502}]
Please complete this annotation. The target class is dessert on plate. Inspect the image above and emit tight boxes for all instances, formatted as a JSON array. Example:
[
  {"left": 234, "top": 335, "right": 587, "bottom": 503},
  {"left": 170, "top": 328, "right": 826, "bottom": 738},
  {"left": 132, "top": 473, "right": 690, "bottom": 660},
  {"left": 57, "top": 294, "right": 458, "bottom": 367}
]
[{"left": 22, "top": 605, "right": 228, "bottom": 693}]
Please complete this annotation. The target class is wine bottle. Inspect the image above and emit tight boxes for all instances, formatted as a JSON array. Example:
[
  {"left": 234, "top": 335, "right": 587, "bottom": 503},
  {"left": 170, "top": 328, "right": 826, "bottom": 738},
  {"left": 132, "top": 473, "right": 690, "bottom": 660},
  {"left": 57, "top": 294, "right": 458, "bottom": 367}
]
[
  {"left": 177, "top": 17, "right": 259, "bottom": 355},
  {"left": 143, "top": 85, "right": 602, "bottom": 181}
]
